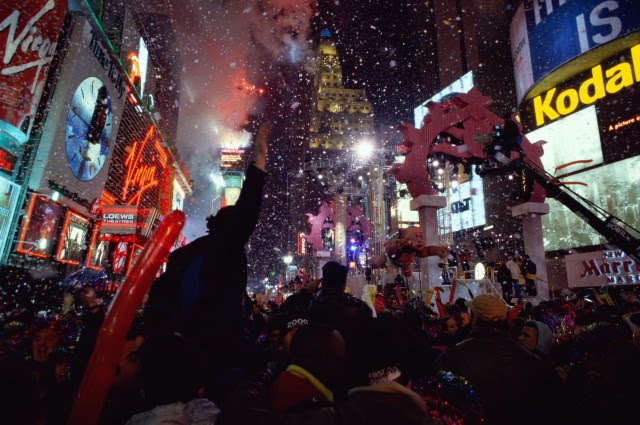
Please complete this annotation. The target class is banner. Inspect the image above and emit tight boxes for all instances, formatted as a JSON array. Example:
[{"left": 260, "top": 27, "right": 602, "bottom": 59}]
[
  {"left": 566, "top": 249, "right": 640, "bottom": 287},
  {"left": 0, "top": 0, "right": 68, "bottom": 144}
]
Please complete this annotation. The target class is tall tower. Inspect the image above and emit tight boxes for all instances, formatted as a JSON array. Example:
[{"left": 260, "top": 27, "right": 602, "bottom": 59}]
[
  {"left": 305, "top": 31, "right": 378, "bottom": 267},
  {"left": 309, "top": 32, "right": 374, "bottom": 155}
]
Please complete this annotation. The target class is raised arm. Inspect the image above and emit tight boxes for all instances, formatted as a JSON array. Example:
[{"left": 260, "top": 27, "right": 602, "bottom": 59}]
[
  {"left": 252, "top": 122, "right": 270, "bottom": 171},
  {"left": 231, "top": 122, "right": 270, "bottom": 243}
]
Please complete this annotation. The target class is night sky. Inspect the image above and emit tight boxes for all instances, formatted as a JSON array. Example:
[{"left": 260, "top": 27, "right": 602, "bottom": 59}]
[{"left": 141, "top": 0, "right": 444, "bottom": 282}]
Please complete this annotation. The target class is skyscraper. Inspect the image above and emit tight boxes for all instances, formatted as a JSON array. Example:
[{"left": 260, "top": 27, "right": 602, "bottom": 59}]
[{"left": 308, "top": 32, "right": 374, "bottom": 155}]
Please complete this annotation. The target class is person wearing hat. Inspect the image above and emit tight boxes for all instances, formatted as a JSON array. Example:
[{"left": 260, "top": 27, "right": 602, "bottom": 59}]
[
  {"left": 342, "top": 319, "right": 433, "bottom": 425},
  {"left": 280, "top": 314, "right": 310, "bottom": 355},
  {"left": 436, "top": 295, "right": 561, "bottom": 425},
  {"left": 308, "top": 261, "right": 372, "bottom": 341}
]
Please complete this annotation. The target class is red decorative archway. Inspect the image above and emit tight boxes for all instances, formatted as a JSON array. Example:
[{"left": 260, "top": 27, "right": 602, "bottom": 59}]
[{"left": 390, "top": 88, "right": 546, "bottom": 203}]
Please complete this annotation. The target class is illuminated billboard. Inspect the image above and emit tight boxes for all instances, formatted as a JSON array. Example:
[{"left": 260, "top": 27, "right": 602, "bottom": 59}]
[
  {"left": 414, "top": 71, "right": 474, "bottom": 128},
  {"left": 542, "top": 155, "right": 640, "bottom": 251},
  {"left": 526, "top": 105, "right": 604, "bottom": 176},
  {"left": 524, "top": 43, "right": 640, "bottom": 128},
  {"left": 0, "top": 0, "right": 67, "bottom": 145},
  {"left": 437, "top": 165, "right": 486, "bottom": 234},
  {"left": 0, "top": 177, "right": 20, "bottom": 260},
  {"left": 87, "top": 225, "right": 109, "bottom": 270},
  {"left": 56, "top": 211, "right": 90, "bottom": 265},
  {"left": 566, "top": 249, "right": 639, "bottom": 287},
  {"left": 29, "top": 18, "right": 125, "bottom": 215},
  {"left": 17, "top": 195, "right": 63, "bottom": 258},
  {"left": 511, "top": 0, "right": 640, "bottom": 102},
  {"left": 220, "top": 149, "right": 245, "bottom": 171}
]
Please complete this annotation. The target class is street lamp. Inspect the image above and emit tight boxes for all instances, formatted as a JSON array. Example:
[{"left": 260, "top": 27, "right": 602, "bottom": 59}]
[{"left": 354, "top": 140, "right": 375, "bottom": 160}]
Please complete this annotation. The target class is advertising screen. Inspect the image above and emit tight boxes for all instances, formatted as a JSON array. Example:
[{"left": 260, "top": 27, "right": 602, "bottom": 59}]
[
  {"left": 511, "top": 0, "right": 640, "bottom": 102},
  {"left": 17, "top": 195, "right": 63, "bottom": 258},
  {"left": 0, "top": 177, "right": 20, "bottom": 260},
  {"left": 597, "top": 85, "right": 640, "bottom": 163},
  {"left": 526, "top": 105, "right": 604, "bottom": 176},
  {"left": 66, "top": 77, "right": 113, "bottom": 181},
  {"left": 0, "top": 0, "right": 67, "bottom": 144},
  {"left": 437, "top": 165, "right": 486, "bottom": 234},
  {"left": 87, "top": 225, "right": 109, "bottom": 270},
  {"left": 29, "top": 17, "right": 125, "bottom": 215},
  {"left": 220, "top": 149, "right": 245, "bottom": 171},
  {"left": 542, "top": 155, "right": 640, "bottom": 251},
  {"left": 0, "top": 147, "right": 18, "bottom": 175},
  {"left": 56, "top": 211, "right": 90, "bottom": 265},
  {"left": 396, "top": 184, "right": 419, "bottom": 227},
  {"left": 414, "top": 71, "right": 474, "bottom": 128}
]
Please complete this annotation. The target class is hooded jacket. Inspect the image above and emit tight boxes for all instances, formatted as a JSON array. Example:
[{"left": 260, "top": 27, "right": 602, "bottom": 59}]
[{"left": 527, "top": 320, "right": 553, "bottom": 356}]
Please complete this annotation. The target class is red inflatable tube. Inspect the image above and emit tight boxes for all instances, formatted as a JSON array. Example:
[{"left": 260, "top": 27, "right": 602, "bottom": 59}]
[{"left": 67, "top": 210, "right": 185, "bottom": 425}]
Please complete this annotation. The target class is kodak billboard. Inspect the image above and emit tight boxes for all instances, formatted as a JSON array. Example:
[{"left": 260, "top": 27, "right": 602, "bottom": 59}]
[{"left": 521, "top": 40, "right": 640, "bottom": 131}]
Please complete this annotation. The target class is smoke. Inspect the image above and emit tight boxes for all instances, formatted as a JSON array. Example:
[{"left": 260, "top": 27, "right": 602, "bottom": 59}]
[{"left": 158, "top": 0, "right": 315, "bottom": 239}]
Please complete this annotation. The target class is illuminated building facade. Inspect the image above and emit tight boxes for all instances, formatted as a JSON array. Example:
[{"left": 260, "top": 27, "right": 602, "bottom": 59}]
[
  {"left": 3, "top": 1, "right": 192, "bottom": 280},
  {"left": 219, "top": 148, "right": 246, "bottom": 207},
  {"left": 309, "top": 32, "right": 374, "bottom": 153},
  {"left": 511, "top": 0, "right": 640, "bottom": 289}
]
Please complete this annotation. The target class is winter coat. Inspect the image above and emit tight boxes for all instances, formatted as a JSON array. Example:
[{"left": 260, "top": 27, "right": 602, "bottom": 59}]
[
  {"left": 342, "top": 381, "right": 433, "bottom": 425},
  {"left": 280, "top": 288, "right": 314, "bottom": 316},
  {"left": 308, "top": 288, "right": 372, "bottom": 339},
  {"left": 143, "top": 163, "right": 266, "bottom": 345},
  {"left": 436, "top": 326, "right": 561, "bottom": 425},
  {"left": 124, "top": 399, "right": 220, "bottom": 425}
]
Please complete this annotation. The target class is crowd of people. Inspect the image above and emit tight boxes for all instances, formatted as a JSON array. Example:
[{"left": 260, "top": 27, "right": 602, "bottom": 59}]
[
  {"left": 2, "top": 123, "right": 640, "bottom": 425},
  {"left": 3, "top": 261, "right": 640, "bottom": 425}
]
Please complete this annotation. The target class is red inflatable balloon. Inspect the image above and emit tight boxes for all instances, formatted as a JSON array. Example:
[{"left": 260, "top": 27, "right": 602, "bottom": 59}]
[{"left": 67, "top": 210, "right": 185, "bottom": 425}]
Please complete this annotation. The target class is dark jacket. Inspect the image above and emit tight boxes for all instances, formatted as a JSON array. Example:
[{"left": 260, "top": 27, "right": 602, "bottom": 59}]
[
  {"left": 308, "top": 288, "right": 372, "bottom": 339},
  {"left": 342, "top": 382, "right": 433, "bottom": 425},
  {"left": 436, "top": 325, "right": 561, "bottom": 425},
  {"left": 280, "top": 288, "right": 314, "bottom": 316},
  {"left": 144, "top": 163, "right": 266, "bottom": 344}
]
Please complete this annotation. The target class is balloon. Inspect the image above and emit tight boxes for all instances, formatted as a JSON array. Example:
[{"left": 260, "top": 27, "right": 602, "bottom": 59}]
[{"left": 67, "top": 210, "right": 185, "bottom": 425}]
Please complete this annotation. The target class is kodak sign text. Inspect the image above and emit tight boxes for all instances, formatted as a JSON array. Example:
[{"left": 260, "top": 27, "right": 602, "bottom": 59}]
[{"left": 533, "top": 43, "right": 640, "bottom": 126}]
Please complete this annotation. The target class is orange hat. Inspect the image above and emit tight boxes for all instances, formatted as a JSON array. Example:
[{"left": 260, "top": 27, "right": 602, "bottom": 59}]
[{"left": 466, "top": 295, "right": 507, "bottom": 321}]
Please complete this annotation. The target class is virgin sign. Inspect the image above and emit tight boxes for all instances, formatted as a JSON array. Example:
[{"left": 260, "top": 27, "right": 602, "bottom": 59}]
[{"left": 0, "top": 0, "right": 67, "bottom": 144}]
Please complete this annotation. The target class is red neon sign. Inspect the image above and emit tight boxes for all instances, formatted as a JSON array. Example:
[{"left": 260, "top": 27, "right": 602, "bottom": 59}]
[{"left": 122, "top": 127, "right": 162, "bottom": 206}]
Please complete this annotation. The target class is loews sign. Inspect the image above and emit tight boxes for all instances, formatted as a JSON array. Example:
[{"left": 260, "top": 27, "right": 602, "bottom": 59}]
[
  {"left": 101, "top": 205, "right": 138, "bottom": 234},
  {"left": 533, "top": 43, "right": 640, "bottom": 127}
]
